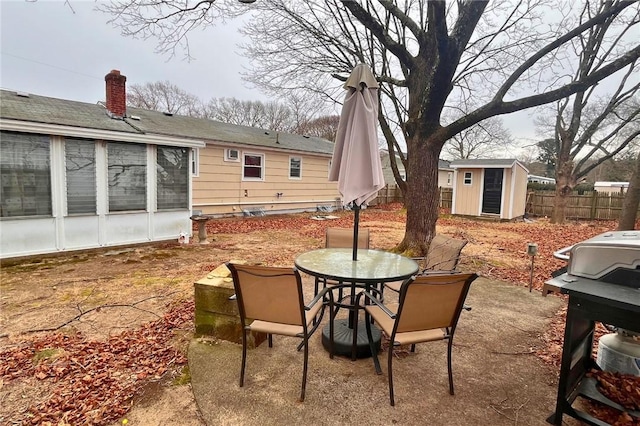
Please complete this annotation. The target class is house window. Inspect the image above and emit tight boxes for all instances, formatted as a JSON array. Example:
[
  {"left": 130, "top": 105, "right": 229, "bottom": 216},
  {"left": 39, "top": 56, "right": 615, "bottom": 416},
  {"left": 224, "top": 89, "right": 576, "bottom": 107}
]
[
  {"left": 289, "top": 156, "right": 301, "bottom": 179},
  {"left": 447, "top": 172, "right": 453, "bottom": 186},
  {"left": 65, "top": 138, "right": 96, "bottom": 215},
  {"left": 191, "top": 148, "right": 199, "bottom": 177},
  {"left": 225, "top": 148, "right": 240, "bottom": 162},
  {"left": 464, "top": 172, "right": 472, "bottom": 185},
  {"left": 157, "top": 146, "right": 189, "bottom": 210},
  {"left": 107, "top": 142, "right": 147, "bottom": 212},
  {"left": 243, "top": 153, "right": 264, "bottom": 181},
  {"left": 0, "top": 131, "right": 52, "bottom": 217}
]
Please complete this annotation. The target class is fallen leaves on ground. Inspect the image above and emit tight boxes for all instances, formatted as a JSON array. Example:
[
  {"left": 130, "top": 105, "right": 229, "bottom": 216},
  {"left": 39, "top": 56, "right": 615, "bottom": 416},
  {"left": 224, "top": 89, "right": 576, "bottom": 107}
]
[
  {"left": 2, "top": 204, "right": 636, "bottom": 425},
  {"left": 1, "top": 301, "right": 193, "bottom": 425}
]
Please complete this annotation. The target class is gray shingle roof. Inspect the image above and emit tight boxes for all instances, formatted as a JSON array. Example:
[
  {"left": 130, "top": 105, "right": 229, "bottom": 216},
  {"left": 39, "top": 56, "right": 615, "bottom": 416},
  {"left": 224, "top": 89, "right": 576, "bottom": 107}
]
[
  {"left": 0, "top": 89, "right": 134, "bottom": 133},
  {"left": 449, "top": 158, "right": 518, "bottom": 168},
  {"left": 0, "top": 89, "right": 335, "bottom": 156}
]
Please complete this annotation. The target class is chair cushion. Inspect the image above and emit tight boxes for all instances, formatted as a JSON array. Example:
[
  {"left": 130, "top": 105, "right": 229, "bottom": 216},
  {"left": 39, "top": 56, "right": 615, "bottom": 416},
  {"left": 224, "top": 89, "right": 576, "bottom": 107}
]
[
  {"left": 366, "top": 304, "right": 446, "bottom": 345},
  {"left": 249, "top": 299, "right": 323, "bottom": 337}
]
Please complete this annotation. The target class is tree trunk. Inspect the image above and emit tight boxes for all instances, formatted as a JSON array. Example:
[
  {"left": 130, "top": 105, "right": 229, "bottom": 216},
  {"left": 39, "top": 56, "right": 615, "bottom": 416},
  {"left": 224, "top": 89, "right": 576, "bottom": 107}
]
[
  {"left": 551, "top": 155, "right": 574, "bottom": 224},
  {"left": 396, "top": 137, "right": 440, "bottom": 256},
  {"left": 617, "top": 153, "right": 640, "bottom": 230}
]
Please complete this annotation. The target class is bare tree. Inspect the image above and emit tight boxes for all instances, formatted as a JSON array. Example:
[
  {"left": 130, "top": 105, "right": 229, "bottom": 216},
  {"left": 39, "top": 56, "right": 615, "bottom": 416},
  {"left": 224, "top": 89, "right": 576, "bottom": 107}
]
[
  {"left": 101, "top": 0, "right": 640, "bottom": 255},
  {"left": 531, "top": 1, "right": 640, "bottom": 224},
  {"left": 127, "top": 81, "right": 202, "bottom": 116},
  {"left": 202, "top": 97, "right": 298, "bottom": 131},
  {"left": 444, "top": 117, "right": 513, "bottom": 159},
  {"left": 295, "top": 115, "right": 340, "bottom": 141}
]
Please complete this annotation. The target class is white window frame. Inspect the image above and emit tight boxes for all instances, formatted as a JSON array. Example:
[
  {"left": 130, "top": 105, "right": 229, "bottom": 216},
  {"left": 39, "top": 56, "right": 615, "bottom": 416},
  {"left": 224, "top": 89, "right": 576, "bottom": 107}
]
[
  {"left": 447, "top": 172, "right": 453, "bottom": 186},
  {"left": 225, "top": 148, "right": 240, "bottom": 162},
  {"left": 289, "top": 156, "right": 302, "bottom": 179},
  {"left": 242, "top": 152, "right": 265, "bottom": 181},
  {"left": 463, "top": 171, "right": 472, "bottom": 185}
]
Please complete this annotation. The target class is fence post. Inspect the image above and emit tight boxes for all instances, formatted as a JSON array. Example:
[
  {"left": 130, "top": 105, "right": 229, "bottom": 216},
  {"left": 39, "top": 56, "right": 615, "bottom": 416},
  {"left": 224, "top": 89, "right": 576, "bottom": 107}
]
[{"left": 590, "top": 191, "right": 598, "bottom": 220}]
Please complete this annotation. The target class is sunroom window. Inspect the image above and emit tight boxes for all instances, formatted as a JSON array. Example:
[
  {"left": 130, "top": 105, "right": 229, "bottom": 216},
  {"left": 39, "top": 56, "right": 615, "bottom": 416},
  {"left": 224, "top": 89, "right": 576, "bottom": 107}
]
[
  {"left": 0, "top": 131, "right": 52, "bottom": 217},
  {"left": 65, "top": 138, "right": 96, "bottom": 215},
  {"left": 107, "top": 142, "right": 147, "bottom": 212},
  {"left": 157, "top": 145, "right": 189, "bottom": 210}
]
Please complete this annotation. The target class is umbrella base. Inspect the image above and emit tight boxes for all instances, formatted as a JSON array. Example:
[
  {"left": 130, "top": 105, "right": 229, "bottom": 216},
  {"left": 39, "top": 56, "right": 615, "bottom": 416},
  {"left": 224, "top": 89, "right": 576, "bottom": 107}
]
[{"left": 321, "top": 319, "right": 381, "bottom": 359}]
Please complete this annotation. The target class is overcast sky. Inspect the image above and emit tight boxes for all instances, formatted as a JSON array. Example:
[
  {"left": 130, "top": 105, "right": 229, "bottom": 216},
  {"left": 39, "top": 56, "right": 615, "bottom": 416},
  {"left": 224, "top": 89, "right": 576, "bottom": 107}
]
[{"left": 1, "top": 1, "right": 542, "bottom": 153}]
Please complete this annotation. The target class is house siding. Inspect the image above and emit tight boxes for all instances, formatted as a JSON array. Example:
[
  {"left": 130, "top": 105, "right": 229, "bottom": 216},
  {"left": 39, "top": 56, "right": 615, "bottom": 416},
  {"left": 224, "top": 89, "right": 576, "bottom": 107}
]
[
  {"left": 193, "top": 145, "right": 339, "bottom": 216},
  {"left": 452, "top": 168, "right": 482, "bottom": 216}
]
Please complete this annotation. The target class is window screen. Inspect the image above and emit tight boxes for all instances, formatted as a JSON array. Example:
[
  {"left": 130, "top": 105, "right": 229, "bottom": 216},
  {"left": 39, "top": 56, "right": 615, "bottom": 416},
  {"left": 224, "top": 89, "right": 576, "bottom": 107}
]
[
  {"left": 108, "top": 142, "right": 147, "bottom": 212},
  {"left": 0, "top": 131, "right": 52, "bottom": 217},
  {"left": 157, "top": 145, "right": 189, "bottom": 210},
  {"left": 65, "top": 138, "right": 96, "bottom": 215}
]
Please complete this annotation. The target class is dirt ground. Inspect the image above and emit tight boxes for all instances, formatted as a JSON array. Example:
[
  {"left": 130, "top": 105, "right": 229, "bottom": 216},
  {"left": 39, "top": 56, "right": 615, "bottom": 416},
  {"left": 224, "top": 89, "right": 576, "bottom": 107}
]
[{"left": 0, "top": 208, "right": 616, "bottom": 425}]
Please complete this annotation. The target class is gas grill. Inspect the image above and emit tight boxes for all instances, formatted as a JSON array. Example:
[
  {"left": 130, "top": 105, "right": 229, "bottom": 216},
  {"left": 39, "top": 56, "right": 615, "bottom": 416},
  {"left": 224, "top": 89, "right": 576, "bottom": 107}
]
[{"left": 545, "top": 231, "right": 640, "bottom": 425}]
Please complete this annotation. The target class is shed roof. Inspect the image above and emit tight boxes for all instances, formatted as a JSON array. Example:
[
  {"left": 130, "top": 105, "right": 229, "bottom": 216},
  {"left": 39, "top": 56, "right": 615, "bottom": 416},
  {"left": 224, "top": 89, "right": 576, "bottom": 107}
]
[
  {"left": 0, "top": 89, "right": 335, "bottom": 156},
  {"left": 450, "top": 158, "right": 527, "bottom": 171}
]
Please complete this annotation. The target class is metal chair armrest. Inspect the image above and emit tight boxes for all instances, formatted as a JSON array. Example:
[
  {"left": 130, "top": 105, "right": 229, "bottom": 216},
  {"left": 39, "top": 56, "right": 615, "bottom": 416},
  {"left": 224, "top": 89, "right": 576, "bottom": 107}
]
[{"left": 357, "top": 290, "right": 396, "bottom": 319}]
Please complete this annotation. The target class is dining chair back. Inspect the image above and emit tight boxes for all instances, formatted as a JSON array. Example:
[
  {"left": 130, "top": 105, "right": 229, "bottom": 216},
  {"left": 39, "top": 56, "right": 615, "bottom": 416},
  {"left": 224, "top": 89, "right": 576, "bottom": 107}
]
[
  {"left": 385, "top": 235, "right": 467, "bottom": 294},
  {"left": 227, "top": 262, "right": 331, "bottom": 402},
  {"left": 361, "top": 271, "right": 478, "bottom": 405},
  {"left": 325, "top": 227, "right": 370, "bottom": 249},
  {"left": 315, "top": 227, "right": 372, "bottom": 316}
]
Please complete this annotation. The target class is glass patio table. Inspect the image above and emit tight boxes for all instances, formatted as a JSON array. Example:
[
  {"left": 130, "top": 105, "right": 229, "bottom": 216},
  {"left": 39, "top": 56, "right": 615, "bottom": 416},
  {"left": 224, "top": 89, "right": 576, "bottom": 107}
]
[{"left": 295, "top": 248, "right": 419, "bottom": 359}]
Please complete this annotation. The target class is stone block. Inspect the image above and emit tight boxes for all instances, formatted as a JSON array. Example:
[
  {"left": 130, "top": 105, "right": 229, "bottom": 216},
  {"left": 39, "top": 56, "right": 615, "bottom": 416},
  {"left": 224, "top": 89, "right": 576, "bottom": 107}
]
[{"left": 194, "top": 266, "right": 266, "bottom": 347}]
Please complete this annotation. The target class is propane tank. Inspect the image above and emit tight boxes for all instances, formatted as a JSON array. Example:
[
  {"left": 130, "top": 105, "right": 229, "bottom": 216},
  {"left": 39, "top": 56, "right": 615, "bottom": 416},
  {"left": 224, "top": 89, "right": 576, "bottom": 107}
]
[{"left": 596, "top": 328, "right": 640, "bottom": 377}]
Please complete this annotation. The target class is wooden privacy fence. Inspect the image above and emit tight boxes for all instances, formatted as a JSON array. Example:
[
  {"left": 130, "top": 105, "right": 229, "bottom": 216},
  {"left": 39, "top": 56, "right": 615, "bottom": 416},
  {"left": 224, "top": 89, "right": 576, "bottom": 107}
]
[
  {"left": 526, "top": 190, "right": 638, "bottom": 220},
  {"left": 372, "top": 185, "right": 453, "bottom": 209}
]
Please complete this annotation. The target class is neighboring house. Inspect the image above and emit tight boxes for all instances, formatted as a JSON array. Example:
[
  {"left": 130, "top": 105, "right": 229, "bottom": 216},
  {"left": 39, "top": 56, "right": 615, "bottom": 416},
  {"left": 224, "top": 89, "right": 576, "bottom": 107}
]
[
  {"left": 528, "top": 174, "right": 556, "bottom": 184},
  {"left": 380, "top": 151, "right": 454, "bottom": 188},
  {"left": 450, "top": 159, "right": 529, "bottom": 220},
  {"left": 0, "top": 69, "right": 338, "bottom": 259},
  {"left": 594, "top": 181, "right": 629, "bottom": 194}
]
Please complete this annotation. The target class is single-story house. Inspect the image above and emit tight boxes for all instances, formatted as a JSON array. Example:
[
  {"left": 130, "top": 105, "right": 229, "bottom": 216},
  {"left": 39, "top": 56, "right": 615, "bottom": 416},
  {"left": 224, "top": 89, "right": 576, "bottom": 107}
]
[
  {"left": 0, "top": 70, "right": 338, "bottom": 259},
  {"left": 528, "top": 174, "right": 556, "bottom": 184},
  {"left": 594, "top": 181, "right": 629, "bottom": 194},
  {"left": 380, "top": 151, "right": 454, "bottom": 188},
  {"left": 449, "top": 159, "right": 528, "bottom": 220}
]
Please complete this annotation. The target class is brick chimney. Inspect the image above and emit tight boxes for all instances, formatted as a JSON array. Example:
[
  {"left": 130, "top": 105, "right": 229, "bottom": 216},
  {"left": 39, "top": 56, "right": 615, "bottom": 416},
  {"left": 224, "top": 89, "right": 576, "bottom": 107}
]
[{"left": 105, "top": 69, "right": 127, "bottom": 118}]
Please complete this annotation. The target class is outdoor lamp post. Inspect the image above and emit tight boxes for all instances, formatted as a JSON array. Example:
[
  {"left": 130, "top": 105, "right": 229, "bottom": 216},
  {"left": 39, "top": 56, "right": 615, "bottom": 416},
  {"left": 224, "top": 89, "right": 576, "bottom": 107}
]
[{"left": 527, "top": 242, "right": 538, "bottom": 292}]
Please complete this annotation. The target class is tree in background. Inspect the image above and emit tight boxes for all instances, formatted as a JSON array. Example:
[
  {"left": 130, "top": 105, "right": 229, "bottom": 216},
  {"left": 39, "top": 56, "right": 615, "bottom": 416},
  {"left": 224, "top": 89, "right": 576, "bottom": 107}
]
[
  {"left": 618, "top": 151, "right": 640, "bottom": 230},
  {"left": 102, "top": 0, "right": 640, "bottom": 255},
  {"left": 535, "top": 138, "right": 557, "bottom": 177},
  {"left": 127, "top": 81, "right": 202, "bottom": 116},
  {"left": 444, "top": 117, "right": 513, "bottom": 159},
  {"left": 531, "top": 1, "right": 639, "bottom": 224}
]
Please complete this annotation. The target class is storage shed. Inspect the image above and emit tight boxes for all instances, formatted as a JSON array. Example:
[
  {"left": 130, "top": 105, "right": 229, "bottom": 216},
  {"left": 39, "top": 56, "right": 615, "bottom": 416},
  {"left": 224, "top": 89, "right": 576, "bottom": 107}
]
[{"left": 450, "top": 159, "right": 529, "bottom": 220}]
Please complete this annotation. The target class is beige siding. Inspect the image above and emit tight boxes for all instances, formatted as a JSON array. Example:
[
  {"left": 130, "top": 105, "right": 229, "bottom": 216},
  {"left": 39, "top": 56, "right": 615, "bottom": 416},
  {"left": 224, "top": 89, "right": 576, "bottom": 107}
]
[
  {"left": 453, "top": 169, "right": 481, "bottom": 216},
  {"left": 510, "top": 163, "right": 528, "bottom": 219},
  {"left": 501, "top": 168, "right": 513, "bottom": 219},
  {"left": 193, "top": 145, "right": 340, "bottom": 216},
  {"left": 438, "top": 169, "right": 453, "bottom": 188}
]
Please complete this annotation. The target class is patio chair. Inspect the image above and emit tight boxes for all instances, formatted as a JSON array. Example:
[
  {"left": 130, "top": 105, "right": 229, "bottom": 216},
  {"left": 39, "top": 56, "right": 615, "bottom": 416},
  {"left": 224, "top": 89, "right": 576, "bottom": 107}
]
[
  {"left": 385, "top": 234, "right": 468, "bottom": 293},
  {"left": 226, "top": 262, "right": 334, "bottom": 402},
  {"left": 357, "top": 271, "right": 478, "bottom": 406},
  {"left": 314, "top": 227, "right": 371, "bottom": 316}
]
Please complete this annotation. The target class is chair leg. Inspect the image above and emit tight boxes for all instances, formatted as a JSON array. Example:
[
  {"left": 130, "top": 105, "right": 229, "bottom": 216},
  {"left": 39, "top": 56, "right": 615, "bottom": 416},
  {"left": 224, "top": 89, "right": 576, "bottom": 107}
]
[
  {"left": 388, "top": 343, "right": 395, "bottom": 406},
  {"left": 268, "top": 334, "right": 273, "bottom": 348},
  {"left": 447, "top": 338, "right": 454, "bottom": 395},
  {"left": 240, "top": 328, "right": 248, "bottom": 388},
  {"left": 410, "top": 344, "right": 416, "bottom": 353},
  {"left": 300, "top": 336, "right": 309, "bottom": 402},
  {"left": 365, "top": 313, "right": 382, "bottom": 374}
]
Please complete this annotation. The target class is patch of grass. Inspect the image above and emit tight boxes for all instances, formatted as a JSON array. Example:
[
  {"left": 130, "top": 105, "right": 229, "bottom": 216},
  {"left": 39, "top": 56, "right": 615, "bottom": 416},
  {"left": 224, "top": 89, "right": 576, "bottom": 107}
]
[
  {"left": 33, "top": 348, "right": 62, "bottom": 363},
  {"left": 172, "top": 365, "right": 191, "bottom": 385}
]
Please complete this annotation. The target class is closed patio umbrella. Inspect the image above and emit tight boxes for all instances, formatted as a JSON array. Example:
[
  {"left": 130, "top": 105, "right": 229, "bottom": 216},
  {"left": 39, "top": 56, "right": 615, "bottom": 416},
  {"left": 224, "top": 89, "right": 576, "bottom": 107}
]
[{"left": 330, "top": 63, "right": 385, "bottom": 260}]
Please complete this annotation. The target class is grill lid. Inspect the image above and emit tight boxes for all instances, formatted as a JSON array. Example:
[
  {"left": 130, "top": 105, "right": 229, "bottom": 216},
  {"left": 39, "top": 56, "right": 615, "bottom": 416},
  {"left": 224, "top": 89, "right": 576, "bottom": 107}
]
[{"left": 558, "top": 231, "right": 640, "bottom": 283}]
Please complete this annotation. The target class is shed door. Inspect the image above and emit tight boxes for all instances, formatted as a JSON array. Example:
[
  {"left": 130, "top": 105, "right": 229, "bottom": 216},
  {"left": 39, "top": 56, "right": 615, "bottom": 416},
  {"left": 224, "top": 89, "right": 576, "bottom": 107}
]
[{"left": 482, "top": 169, "right": 503, "bottom": 215}]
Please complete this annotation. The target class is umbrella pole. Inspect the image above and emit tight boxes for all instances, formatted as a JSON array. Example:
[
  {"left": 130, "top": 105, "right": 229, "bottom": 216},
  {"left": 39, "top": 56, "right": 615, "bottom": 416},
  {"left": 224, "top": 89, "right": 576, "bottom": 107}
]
[{"left": 353, "top": 204, "right": 360, "bottom": 261}]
